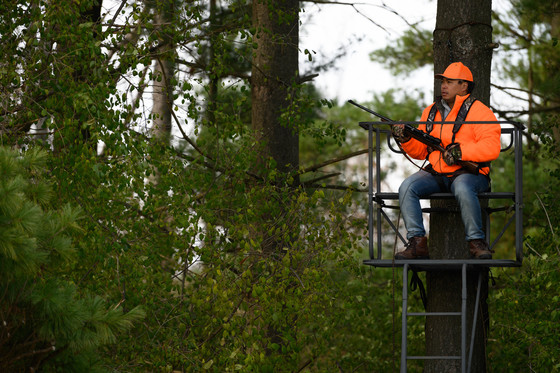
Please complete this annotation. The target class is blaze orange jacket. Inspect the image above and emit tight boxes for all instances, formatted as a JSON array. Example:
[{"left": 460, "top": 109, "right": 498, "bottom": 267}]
[{"left": 400, "top": 94, "right": 501, "bottom": 176}]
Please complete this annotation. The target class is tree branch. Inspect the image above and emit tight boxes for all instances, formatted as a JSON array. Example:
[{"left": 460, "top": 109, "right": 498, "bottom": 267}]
[
  {"left": 300, "top": 148, "right": 368, "bottom": 174},
  {"left": 304, "top": 183, "right": 367, "bottom": 192},
  {"left": 301, "top": 172, "right": 341, "bottom": 186},
  {"left": 491, "top": 82, "right": 558, "bottom": 103},
  {"left": 492, "top": 105, "right": 560, "bottom": 116}
]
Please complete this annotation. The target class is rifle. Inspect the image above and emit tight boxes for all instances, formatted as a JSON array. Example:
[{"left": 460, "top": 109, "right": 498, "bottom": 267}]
[{"left": 348, "top": 99, "right": 479, "bottom": 174}]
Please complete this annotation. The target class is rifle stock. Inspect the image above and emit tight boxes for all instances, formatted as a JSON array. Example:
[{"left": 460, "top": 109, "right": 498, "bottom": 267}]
[{"left": 348, "top": 100, "right": 480, "bottom": 174}]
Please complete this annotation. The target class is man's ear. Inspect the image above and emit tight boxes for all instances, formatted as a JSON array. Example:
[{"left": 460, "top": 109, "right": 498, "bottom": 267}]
[{"left": 461, "top": 81, "right": 469, "bottom": 95}]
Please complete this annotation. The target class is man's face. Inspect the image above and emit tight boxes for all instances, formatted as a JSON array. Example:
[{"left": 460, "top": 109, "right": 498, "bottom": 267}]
[{"left": 440, "top": 78, "right": 469, "bottom": 104}]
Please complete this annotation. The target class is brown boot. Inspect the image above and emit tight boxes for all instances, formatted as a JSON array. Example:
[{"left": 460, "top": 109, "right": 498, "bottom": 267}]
[
  {"left": 468, "top": 239, "right": 493, "bottom": 259},
  {"left": 395, "top": 237, "right": 429, "bottom": 259}
]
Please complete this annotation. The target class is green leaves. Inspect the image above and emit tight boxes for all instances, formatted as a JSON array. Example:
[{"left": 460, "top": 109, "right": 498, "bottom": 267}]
[
  {"left": 488, "top": 111, "right": 560, "bottom": 371},
  {"left": 0, "top": 146, "right": 144, "bottom": 371},
  {"left": 489, "top": 251, "right": 560, "bottom": 371}
]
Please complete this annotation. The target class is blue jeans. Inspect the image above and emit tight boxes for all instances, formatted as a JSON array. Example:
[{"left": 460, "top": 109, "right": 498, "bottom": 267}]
[{"left": 399, "top": 170, "right": 490, "bottom": 241}]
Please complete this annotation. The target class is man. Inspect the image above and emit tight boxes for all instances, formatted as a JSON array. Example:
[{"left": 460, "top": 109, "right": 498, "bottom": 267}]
[{"left": 392, "top": 62, "right": 501, "bottom": 260}]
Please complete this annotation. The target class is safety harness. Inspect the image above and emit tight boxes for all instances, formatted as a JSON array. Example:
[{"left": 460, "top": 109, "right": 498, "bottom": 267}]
[
  {"left": 423, "top": 95, "right": 491, "bottom": 191},
  {"left": 426, "top": 95, "right": 477, "bottom": 144}
]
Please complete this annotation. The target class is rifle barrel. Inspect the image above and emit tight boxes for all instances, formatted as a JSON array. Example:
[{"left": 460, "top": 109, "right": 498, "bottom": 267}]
[{"left": 347, "top": 100, "right": 392, "bottom": 122}]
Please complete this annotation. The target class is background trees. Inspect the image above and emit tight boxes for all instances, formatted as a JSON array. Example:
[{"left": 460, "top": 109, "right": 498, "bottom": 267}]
[{"left": 1, "top": 0, "right": 558, "bottom": 371}]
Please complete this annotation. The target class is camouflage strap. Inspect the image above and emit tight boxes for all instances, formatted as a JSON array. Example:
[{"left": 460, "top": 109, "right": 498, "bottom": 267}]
[{"left": 426, "top": 95, "right": 477, "bottom": 136}]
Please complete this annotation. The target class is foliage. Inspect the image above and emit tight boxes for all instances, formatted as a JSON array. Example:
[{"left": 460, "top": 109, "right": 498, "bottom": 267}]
[
  {"left": 3, "top": 0, "right": 558, "bottom": 371},
  {"left": 0, "top": 146, "right": 144, "bottom": 372},
  {"left": 1, "top": 0, "right": 411, "bottom": 371},
  {"left": 493, "top": 0, "right": 560, "bottom": 104},
  {"left": 488, "top": 112, "right": 560, "bottom": 370},
  {"left": 487, "top": 2, "right": 560, "bottom": 367},
  {"left": 369, "top": 28, "right": 434, "bottom": 76},
  {"left": 489, "top": 252, "right": 560, "bottom": 372}
]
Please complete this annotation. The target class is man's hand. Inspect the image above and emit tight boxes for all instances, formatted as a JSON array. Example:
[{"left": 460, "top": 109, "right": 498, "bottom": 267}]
[
  {"left": 391, "top": 124, "right": 411, "bottom": 143},
  {"left": 443, "top": 143, "right": 462, "bottom": 165}
]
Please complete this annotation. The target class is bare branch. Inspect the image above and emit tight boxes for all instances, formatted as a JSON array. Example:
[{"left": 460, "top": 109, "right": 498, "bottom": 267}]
[
  {"left": 298, "top": 73, "right": 319, "bottom": 84},
  {"left": 491, "top": 83, "right": 558, "bottom": 103},
  {"left": 301, "top": 172, "right": 341, "bottom": 185},
  {"left": 300, "top": 148, "right": 368, "bottom": 174},
  {"left": 301, "top": 1, "right": 390, "bottom": 33},
  {"left": 493, "top": 105, "right": 560, "bottom": 117},
  {"left": 304, "top": 183, "right": 367, "bottom": 192},
  {"left": 104, "top": 0, "right": 128, "bottom": 33}
]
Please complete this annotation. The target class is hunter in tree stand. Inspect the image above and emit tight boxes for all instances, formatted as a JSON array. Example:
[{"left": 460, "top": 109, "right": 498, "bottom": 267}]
[{"left": 392, "top": 62, "right": 501, "bottom": 260}]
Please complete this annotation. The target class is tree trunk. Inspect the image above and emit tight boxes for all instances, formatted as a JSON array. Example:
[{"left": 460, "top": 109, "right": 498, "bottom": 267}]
[
  {"left": 433, "top": 0, "right": 493, "bottom": 105},
  {"left": 550, "top": 8, "right": 560, "bottom": 148},
  {"left": 207, "top": 0, "right": 218, "bottom": 126},
  {"left": 426, "top": 1, "right": 494, "bottom": 372},
  {"left": 426, "top": 200, "right": 489, "bottom": 373},
  {"left": 250, "top": 0, "right": 300, "bottom": 352},
  {"left": 251, "top": 0, "right": 299, "bottom": 178},
  {"left": 149, "top": 0, "right": 176, "bottom": 145}
]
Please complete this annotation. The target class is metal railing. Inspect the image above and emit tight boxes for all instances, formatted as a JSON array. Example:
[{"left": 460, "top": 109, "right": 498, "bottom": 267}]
[{"left": 359, "top": 120, "right": 525, "bottom": 269}]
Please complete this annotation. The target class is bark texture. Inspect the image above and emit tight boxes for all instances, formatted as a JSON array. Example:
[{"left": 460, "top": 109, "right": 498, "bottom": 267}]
[
  {"left": 433, "top": 0, "right": 494, "bottom": 106},
  {"left": 251, "top": 0, "right": 299, "bottom": 177},
  {"left": 426, "top": 201, "right": 489, "bottom": 373},
  {"left": 425, "top": 1, "right": 495, "bottom": 372},
  {"left": 149, "top": 0, "right": 176, "bottom": 144}
]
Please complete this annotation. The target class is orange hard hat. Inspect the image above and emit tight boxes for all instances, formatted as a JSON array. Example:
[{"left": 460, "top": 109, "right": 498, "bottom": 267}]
[{"left": 435, "top": 62, "right": 474, "bottom": 82}]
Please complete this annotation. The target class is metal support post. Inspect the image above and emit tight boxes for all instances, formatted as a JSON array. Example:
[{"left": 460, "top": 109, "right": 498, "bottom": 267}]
[
  {"left": 401, "top": 263, "right": 409, "bottom": 373},
  {"left": 468, "top": 271, "right": 483, "bottom": 373},
  {"left": 461, "top": 264, "right": 467, "bottom": 373}
]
